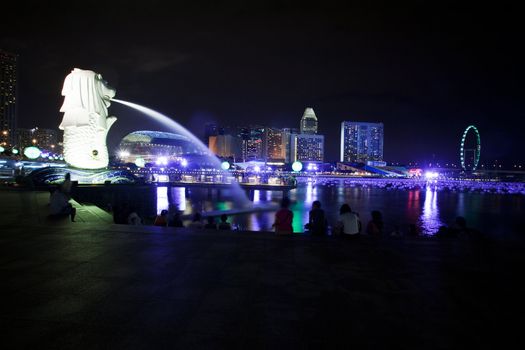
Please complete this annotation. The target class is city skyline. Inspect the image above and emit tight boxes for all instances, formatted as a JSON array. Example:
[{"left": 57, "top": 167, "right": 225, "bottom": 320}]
[{"left": 0, "top": 2, "right": 523, "bottom": 164}]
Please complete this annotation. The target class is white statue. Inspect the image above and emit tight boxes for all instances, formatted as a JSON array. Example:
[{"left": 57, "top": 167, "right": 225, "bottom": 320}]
[{"left": 59, "top": 68, "right": 116, "bottom": 169}]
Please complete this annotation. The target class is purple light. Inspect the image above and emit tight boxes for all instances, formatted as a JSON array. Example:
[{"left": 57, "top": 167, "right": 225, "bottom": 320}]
[
  {"left": 156, "top": 156, "right": 168, "bottom": 166},
  {"left": 181, "top": 158, "right": 188, "bottom": 167},
  {"left": 253, "top": 165, "right": 261, "bottom": 173},
  {"left": 425, "top": 171, "right": 439, "bottom": 180}
]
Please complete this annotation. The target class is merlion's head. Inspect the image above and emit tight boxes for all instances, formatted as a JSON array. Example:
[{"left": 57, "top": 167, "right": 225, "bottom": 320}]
[{"left": 60, "top": 68, "right": 116, "bottom": 120}]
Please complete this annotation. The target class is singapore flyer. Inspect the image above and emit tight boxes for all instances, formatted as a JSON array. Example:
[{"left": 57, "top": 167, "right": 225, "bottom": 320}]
[{"left": 460, "top": 125, "right": 481, "bottom": 171}]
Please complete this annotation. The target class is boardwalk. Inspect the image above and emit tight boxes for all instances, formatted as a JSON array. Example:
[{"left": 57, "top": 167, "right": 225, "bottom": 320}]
[{"left": 0, "top": 189, "right": 524, "bottom": 348}]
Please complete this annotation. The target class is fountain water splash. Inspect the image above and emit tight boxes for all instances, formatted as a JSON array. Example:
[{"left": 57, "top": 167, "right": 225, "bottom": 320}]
[{"left": 111, "top": 98, "right": 252, "bottom": 208}]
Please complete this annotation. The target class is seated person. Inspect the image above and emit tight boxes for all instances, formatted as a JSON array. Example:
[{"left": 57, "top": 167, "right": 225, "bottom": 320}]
[
  {"left": 154, "top": 209, "right": 168, "bottom": 226},
  {"left": 335, "top": 204, "right": 360, "bottom": 236},
  {"left": 49, "top": 188, "right": 76, "bottom": 222},
  {"left": 188, "top": 212, "right": 204, "bottom": 229},
  {"left": 218, "top": 214, "right": 232, "bottom": 230},
  {"left": 273, "top": 197, "right": 293, "bottom": 234},
  {"left": 204, "top": 216, "right": 217, "bottom": 229},
  {"left": 127, "top": 207, "right": 142, "bottom": 225},
  {"left": 308, "top": 200, "right": 327, "bottom": 235},
  {"left": 168, "top": 211, "right": 184, "bottom": 227}
]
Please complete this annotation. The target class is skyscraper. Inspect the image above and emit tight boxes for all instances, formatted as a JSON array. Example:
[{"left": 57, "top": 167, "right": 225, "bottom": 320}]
[
  {"left": 203, "top": 123, "right": 219, "bottom": 147},
  {"left": 264, "top": 127, "right": 286, "bottom": 163},
  {"left": 300, "top": 107, "right": 318, "bottom": 134},
  {"left": 340, "top": 121, "right": 384, "bottom": 163},
  {"left": 290, "top": 133, "right": 324, "bottom": 162},
  {"left": 0, "top": 50, "right": 17, "bottom": 147},
  {"left": 241, "top": 125, "right": 265, "bottom": 161}
]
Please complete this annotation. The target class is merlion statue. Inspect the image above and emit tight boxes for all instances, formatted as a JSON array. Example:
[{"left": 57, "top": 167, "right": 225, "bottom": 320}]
[{"left": 59, "top": 68, "right": 116, "bottom": 169}]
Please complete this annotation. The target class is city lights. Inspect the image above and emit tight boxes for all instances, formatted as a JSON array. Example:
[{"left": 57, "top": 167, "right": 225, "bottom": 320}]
[
  {"left": 23, "top": 146, "right": 41, "bottom": 159},
  {"left": 155, "top": 156, "right": 168, "bottom": 166},
  {"left": 221, "top": 161, "right": 230, "bottom": 170},
  {"left": 292, "top": 161, "right": 303, "bottom": 172}
]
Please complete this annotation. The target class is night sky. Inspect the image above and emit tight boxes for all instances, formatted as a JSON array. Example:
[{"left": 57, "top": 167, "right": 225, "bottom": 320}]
[{"left": 1, "top": 1, "right": 523, "bottom": 164}]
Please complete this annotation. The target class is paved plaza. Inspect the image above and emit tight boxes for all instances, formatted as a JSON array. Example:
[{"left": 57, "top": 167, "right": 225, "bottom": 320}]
[{"left": 0, "top": 190, "right": 524, "bottom": 349}]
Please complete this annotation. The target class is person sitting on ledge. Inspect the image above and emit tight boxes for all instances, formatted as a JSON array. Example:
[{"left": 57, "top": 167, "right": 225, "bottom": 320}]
[
  {"left": 168, "top": 211, "right": 184, "bottom": 227},
  {"left": 204, "top": 216, "right": 217, "bottom": 230},
  {"left": 188, "top": 212, "right": 204, "bottom": 229},
  {"left": 307, "top": 200, "right": 327, "bottom": 235},
  {"left": 273, "top": 197, "right": 293, "bottom": 235},
  {"left": 49, "top": 187, "right": 76, "bottom": 222},
  {"left": 127, "top": 206, "right": 142, "bottom": 225},
  {"left": 154, "top": 209, "right": 168, "bottom": 227},
  {"left": 218, "top": 214, "right": 232, "bottom": 230},
  {"left": 366, "top": 210, "right": 384, "bottom": 236}
]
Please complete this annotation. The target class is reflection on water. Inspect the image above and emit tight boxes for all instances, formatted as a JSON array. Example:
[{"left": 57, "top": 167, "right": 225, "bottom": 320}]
[
  {"left": 151, "top": 183, "right": 523, "bottom": 237},
  {"left": 420, "top": 186, "right": 443, "bottom": 234}
]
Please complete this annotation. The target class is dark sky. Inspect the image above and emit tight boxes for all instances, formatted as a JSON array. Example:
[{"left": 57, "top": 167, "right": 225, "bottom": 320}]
[{"left": 1, "top": 1, "right": 524, "bottom": 164}]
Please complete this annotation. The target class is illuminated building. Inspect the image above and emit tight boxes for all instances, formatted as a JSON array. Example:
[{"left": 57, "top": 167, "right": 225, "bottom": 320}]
[
  {"left": 204, "top": 123, "right": 219, "bottom": 147},
  {"left": 15, "top": 127, "right": 59, "bottom": 151},
  {"left": 290, "top": 133, "right": 324, "bottom": 162},
  {"left": 240, "top": 125, "right": 265, "bottom": 161},
  {"left": 209, "top": 134, "right": 242, "bottom": 160},
  {"left": 264, "top": 127, "right": 286, "bottom": 163},
  {"left": 282, "top": 127, "right": 299, "bottom": 163},
  {"left": 340, "top": 121, "right": 384, "bottom": 163},
  {"left": 118, "top": 130, "right": 203, "bottom": 164},
  {"left": 0, "top": 50, "right": 17, "bottom": 146},
  {"left": 300, "top": 107, "right": 318, "bottom": 134}
]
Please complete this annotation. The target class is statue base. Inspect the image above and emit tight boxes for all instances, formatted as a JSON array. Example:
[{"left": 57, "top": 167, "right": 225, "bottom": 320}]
[{"left": 27, "top": 167, "right": 137, "bottom": 186}]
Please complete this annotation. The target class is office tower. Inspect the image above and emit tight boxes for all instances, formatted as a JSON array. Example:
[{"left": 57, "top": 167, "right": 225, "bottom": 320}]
[
  {"left": 240, "top": 125, "right": 265, "bottom": 161},
  {"left": 340, "top": 121, "right": 384, "bottom": 163},
  {"left": 299, "top": 107, "right": 318, "bottom": 134},
  {"left": 208, "top": 134, "right": 242, "bottom": 160},
  {"left": 282, "top": 127, "right": 299, "bottom": 163},
  {"left": 0, "top": 50, "right": 17, "bottom": 146},
  {"left": 290, "top": 133, "right": 324, "bottom": 162},
  {"left": 204, "top": 123, "right": 219, "bottom": 147},
  {"left": 264, "top": 127, "right": 286, "bottom": 163}
]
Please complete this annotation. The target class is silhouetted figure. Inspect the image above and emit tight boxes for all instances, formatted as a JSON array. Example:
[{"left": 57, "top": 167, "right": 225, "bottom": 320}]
[
  {"left": 204, "top": 216, "right": 217, "bottom": 229},
  {"left": 49, "top": 187, "right": 76, "bottom": 222},
  {"left": 61, "top": 172, "right": 72, "bottom": 195},
  {"left": 307, "top": 200, "right": 327, "bottom": 235},
  {"left": 168, "top": 211, "right": 184, "bottom": 227},
  {"left": 154, "top": 209, "right": 168, "bottom": 227},
  {"left": 218, "top": 214, "right": 232, "bottom": 230},
  {"left": 366, "top": 210, "right": 383, "bottom": 236},
  {"left": 335, "top": 204, "right": 361, "bottom": 237},
  {"left": 189, "top": 212, "right": 204, "bottom": 229},
  {"left": 273, "top": 197, "right": 293, "bottom": 234}
]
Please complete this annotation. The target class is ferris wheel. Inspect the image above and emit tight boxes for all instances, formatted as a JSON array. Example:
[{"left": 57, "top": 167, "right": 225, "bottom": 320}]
[{"left": 460, "top": 125, "right": 481, "bottom": 171}]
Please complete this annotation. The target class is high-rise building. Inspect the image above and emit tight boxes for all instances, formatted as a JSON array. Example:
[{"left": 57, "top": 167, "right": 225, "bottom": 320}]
[
  {"left": 264, "top": 127, "right": 286, "bottom": 163},
  {"left": 16, "top": 127, "right": 59, "bottom": 151},
  {"left": 282, "top": 127, "right": 299, "bottom": 163},
  {"left": 290, "top": 133, "right": 324, "bottom": 162},
  {"left": 300, "top": 107, "right": 318, "bottom": 134},
  {"left": 209, "top": 134, "right": 242, "bottom": 160},
  {"left": 340, "top": 121, "right": 384, "bottom": 163},
  {"left": 203, "top": 123, "right": 219, "bottom": 147},
  {"left": 240, "top": 125, "right": 265, "bottom": 161},
  {"left": 0, "top": 50, "right": 17, "bottom": 147}
]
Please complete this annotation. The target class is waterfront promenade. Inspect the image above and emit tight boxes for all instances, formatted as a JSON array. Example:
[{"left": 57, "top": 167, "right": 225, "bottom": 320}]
[{"left": 0, "top": 190, "right": 524, "bottom": 348}]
